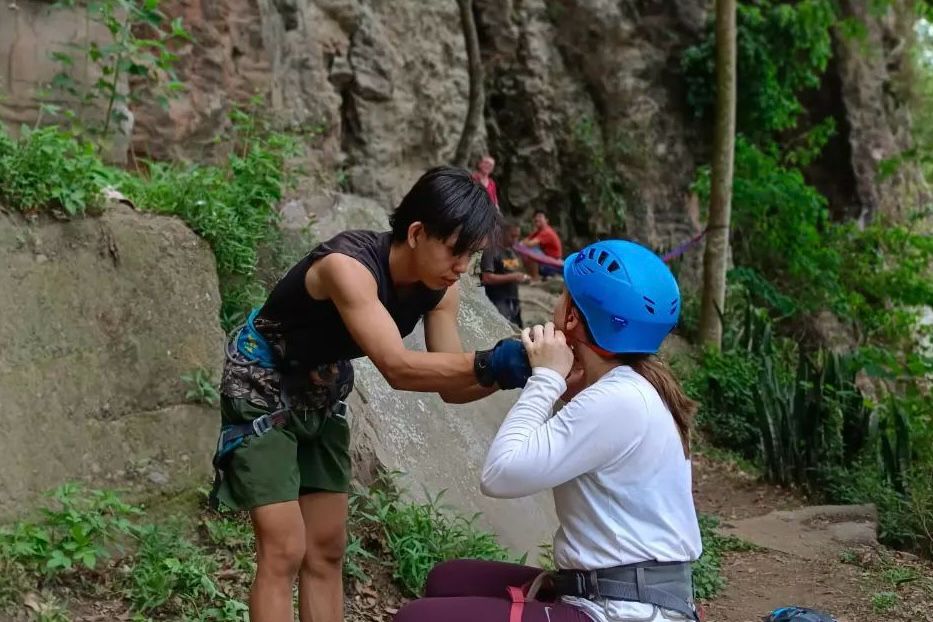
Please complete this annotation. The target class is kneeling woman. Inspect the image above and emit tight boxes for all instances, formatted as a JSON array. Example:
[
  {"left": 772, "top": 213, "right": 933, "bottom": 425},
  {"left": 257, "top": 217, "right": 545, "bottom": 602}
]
[{"left": 395, "top": 240, "right": 702, "bottom": 622}]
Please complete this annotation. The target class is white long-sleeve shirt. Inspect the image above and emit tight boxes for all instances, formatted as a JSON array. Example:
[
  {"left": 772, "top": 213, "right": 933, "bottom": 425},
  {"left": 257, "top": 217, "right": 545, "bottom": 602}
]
[{"left": 481, "top": 366, "right": 702, "bottom": 622}]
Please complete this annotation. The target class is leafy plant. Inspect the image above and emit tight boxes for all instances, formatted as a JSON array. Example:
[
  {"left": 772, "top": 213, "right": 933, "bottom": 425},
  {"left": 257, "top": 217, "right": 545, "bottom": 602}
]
[
  {"left": 755, "top": 346, "right": 872, "bottom": 489},
  {"left": 118, "top": 105, "right": 297, "bottom": 328},
  {"left": 0, "top": 484, "right": 140, "bottom": 576},
  {"left": 693, "top": 514, "right": 758, "bottom": 601},
  {"left": 0, "top": 126, "right": 114, "bottom": 216},
  {"left": 353, "top": 474, "right": 520, "bottom": 596},
  {"left": 566, "top": 115, "right": 628, "bottom": 237},
  {"left": 682, "top": 0, "right": 835, "bottom": 141},
  {"left": 125, "top": 523, "right": 219, "bottom": 613},
  {"left": 45, "top": 0, "right": 190, "bottom": 142},
  {"left": 182, "top": 368, "right": 220, "bottom": 408},
  {"left": 871, "top": 590, "right": 898, "bottom": 613}
]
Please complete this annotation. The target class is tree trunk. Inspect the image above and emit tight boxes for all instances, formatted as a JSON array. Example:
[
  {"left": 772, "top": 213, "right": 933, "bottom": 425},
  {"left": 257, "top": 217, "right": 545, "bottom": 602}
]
[
  {"left": 453, "top": 0, "right": 484, "bottom": 168},
  {"left": 698, "top": 0, "right": 737, "bottom": 350}
]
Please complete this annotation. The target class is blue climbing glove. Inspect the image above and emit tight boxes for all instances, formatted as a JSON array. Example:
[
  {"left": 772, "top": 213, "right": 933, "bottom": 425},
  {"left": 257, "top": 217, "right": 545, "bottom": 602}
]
[{"left": 474, "top": 338, "right": 532, "bottom": 390}]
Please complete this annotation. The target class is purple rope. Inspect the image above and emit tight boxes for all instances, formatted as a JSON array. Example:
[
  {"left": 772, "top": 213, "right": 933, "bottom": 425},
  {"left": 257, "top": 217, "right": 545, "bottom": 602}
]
[{"left": 662, "top": 228, "right": 708, "bottom": 263}]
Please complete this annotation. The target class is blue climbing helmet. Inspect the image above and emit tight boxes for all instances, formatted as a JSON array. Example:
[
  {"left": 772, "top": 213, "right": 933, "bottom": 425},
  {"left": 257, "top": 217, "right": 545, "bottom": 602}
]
[
  {"left": 764, "top": 607, "right": 837, "bottom": 622},
  {"left": 563, "top": 239, "right": 680, "bottom": 354}
]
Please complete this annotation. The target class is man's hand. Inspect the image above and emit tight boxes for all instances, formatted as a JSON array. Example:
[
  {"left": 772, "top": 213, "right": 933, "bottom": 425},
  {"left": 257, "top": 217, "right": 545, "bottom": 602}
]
[{"left": 488, "top": 339, "right": 532, "bottom": 389}]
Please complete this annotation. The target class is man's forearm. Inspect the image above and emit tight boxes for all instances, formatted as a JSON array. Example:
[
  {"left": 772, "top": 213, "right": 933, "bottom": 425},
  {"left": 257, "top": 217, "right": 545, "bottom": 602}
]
[
  {"left": 381, "top": 350, "right": 481, "bottom": 393},
  {"left": 439, "top": 383, "right": 498, "bottom": 404}
]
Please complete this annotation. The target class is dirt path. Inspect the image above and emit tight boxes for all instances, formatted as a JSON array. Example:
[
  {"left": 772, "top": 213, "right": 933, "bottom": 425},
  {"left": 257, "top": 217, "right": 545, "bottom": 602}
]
[{"left": 692, "top": 453, "right": 933, "bottom": 622}]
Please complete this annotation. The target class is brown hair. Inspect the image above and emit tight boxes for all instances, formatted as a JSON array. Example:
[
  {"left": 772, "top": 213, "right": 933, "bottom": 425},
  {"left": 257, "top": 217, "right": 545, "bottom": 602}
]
[
  {"left": 617, "top": 354, "right": 697, "bottom": 457},
  {"left": 571, "top": 300, "right": 697, "bottom": 457}
]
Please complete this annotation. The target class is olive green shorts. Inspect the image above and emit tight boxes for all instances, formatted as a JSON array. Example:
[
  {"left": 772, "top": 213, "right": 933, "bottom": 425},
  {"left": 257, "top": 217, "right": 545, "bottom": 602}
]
[
  {"left": 212, "top": 396, "right": 351, "bottom": 511},
  {"left": 212, "top": 334, "right": 354, "bottom": 511}
]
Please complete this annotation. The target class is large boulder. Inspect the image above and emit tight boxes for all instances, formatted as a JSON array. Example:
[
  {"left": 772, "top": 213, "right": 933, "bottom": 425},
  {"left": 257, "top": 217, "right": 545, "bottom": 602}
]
[
  {"left": 0, "top": 205, "right": 224, "bottom": 519},
  {"left": 280, "top": 192, "right": 559, "bottom": 557}
]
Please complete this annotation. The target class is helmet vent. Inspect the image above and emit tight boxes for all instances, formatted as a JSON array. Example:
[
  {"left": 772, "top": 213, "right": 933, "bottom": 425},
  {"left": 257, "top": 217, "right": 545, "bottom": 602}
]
[
  {"left": 670, "top": 299, "right": 679, "bottom": 315},
  {"left": 643, "top": 296, "right": 656, "bottom": 315},
  {"left": 607, "top": 260, "right": 620, "bottom": 272},
  {"left": 597, "top": 250, "right": 609, "bottom": 265},
  {"left": 587, "top": 248, "right": 596, "bottom": 259}
]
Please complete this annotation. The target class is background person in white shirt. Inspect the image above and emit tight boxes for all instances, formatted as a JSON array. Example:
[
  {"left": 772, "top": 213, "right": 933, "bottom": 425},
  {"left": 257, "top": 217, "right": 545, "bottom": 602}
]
[{"left": 393, "top": 239, "right": 703, "bottom": 622}]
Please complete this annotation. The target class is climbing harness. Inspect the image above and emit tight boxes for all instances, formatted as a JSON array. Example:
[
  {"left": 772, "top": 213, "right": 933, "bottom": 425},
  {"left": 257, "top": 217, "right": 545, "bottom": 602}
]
[
  {"left": 208, "top": 308, "right": 349, "bottom": 510},
  {"left": 547, "top": 561, "right": 700, "bottom": 621},
  {"left": 502, "top": 561, "right": 700, "bottom": 622}
]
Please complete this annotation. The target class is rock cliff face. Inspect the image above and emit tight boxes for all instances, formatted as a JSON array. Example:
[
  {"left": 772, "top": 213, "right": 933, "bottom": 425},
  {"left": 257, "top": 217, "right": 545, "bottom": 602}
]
[
  {"left": 2, "top": 0, "right": 925, "bottom": 240},
  {"left": 0, "top": 205, "right": 224, "bottom": 519},
  {"left": 826, "top": 0, "right": 930, "bottom": 224}
]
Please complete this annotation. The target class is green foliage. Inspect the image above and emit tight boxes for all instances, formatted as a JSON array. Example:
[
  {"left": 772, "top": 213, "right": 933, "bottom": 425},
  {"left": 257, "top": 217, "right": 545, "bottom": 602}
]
[
  {"left": 828, "top": 221, "right": 933, "bottom": 351},
  {"left": 871, "top": 590, "right": 898, "bottom": 613},
  {"left": 343, "top": 490, "right": 377, "bottom": 583},
  {"left": 0, "top": 126, "right": 114, "bottom": 216},
  {"left": 0, "top": 108, "right": 296, "bottom": 330},
  {"left": 182, "top": 368, "right": 220, "bottom": 408},
  {"left": 694, "top": 138, "right": 932, "bottom": 378},
  {"left": 693, "top": 514, "right": 758, "bottom": 601},
  {"left": 754, "top": 346, "right": 872, "bottom": 489},
  {"left": 45, "top": 0, "right": 190, "bottom": 141},
  {"left": 687, "top": 347, "right": 761, "bottom": 459},
  {"left": 694, "top": 138, "right": 840, "bottom": 313},
  {"left": 566, "top": 115, "right": 627, "bottom": 236},
  {"left": 0, "top": 484, "right": 140, "bottom": 577},
  {"left": 353, "top": 474, "right": 520, "bottom": 597},
  {"left": 828, "top": 456, "right": 933, "bottom": 557},
  {"left": 125, "top": 523, "right": 219, "bottom": 613},
  {"left": 117, "top": 106, "right": 298, "bottom": 328},
  {"left": 685, "top": 287, "right": 793, "bottom": 459},
  {"left": 682, "top": 0, "right": 835, "bottom": 140}
]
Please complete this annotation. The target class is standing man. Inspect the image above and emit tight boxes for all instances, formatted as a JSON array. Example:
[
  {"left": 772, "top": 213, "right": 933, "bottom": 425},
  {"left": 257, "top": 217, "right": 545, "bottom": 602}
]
[
  {"left": 522, "top": 209, "right": 563, "bottom": 281},
  {"left": 211, "top": 167, "right": 532, "bottom": 622},
  {"left": 480, "top": 222, "right": 530, "bottom": 327},
  {"left": 471, "top": 154, "right": 499, "bottom": 208}
]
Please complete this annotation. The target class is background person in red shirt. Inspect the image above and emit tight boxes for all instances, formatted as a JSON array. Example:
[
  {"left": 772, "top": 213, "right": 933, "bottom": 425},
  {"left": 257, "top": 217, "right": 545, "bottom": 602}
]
[
  {"left": 471, "top": 154, "right": 499, "bottom": 209},
  {"left": 522, "top": 209, "right": 563, "bottom": 281}
]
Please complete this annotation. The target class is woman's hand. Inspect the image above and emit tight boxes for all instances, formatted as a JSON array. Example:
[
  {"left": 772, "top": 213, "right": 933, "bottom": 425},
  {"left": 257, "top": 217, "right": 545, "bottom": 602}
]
[{"left": 521, "top": 322, "right": 575, "bottom": 378}]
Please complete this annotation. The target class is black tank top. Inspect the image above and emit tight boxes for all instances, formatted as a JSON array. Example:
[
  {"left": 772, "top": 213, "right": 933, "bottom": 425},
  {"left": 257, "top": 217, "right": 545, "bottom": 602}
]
[{"left": 256, "top": 230, "right": 446, "bottom": 373}]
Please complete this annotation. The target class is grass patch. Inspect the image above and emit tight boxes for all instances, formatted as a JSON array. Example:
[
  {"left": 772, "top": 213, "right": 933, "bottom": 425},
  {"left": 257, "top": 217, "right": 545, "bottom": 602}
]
[
  {"left": 693, "top": 514, "right": 759, "bottom": 601},
  {"left": 0, "top": 475, "right": 523, "bottom": 617},
  {"left": 351, "top": 473, "right": 523, "bottom": 596},
  {"left": 0, "top": 127, "right": 113, "bottom": 217}
]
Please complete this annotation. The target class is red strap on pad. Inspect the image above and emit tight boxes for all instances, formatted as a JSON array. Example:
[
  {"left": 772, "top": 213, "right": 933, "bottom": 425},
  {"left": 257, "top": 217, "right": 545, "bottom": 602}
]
[{"left": 507, "top": 585, "right": 526, "bottom": 622}]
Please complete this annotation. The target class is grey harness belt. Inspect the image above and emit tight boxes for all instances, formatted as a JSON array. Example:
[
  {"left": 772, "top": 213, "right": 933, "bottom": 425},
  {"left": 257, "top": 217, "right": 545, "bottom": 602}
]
[{"left": 552, "top": 560, "right": 699, "bottom": 621}]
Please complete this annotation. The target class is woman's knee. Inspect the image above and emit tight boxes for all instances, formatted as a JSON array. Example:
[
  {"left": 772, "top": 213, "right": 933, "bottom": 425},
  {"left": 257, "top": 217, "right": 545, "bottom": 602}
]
[
  {"left": 423, "top": 559, "right": 471, "bottom": 596},
  {"left": 393, "top": 598, "right": 442, "bottom": 622}
]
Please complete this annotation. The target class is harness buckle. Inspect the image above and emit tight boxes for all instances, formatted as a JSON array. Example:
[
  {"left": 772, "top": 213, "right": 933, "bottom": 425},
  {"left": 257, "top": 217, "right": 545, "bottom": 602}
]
[
  {"left": 571, "top": 572, "right": 587, "bottom": 597},
  {"left": 587, "top": 570, "right": 601, "bottom": 599},
  {"left": 252, "top": 414, "right": 274, "bottom": 436},
  {"left": 331, "top": 400, "right": 348, "bottom": 420}
]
